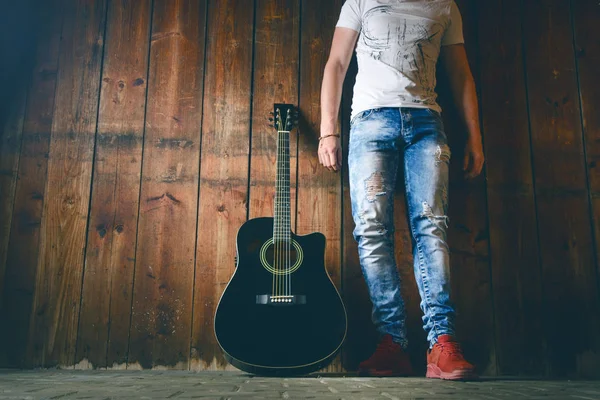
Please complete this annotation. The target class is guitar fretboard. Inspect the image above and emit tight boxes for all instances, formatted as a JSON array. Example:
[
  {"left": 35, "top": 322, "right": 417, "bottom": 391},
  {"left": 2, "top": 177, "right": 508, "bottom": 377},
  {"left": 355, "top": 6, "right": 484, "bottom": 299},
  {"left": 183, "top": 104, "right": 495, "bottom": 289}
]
[{"left": 273, "top": 130, "right": 291, "bottom": 243}]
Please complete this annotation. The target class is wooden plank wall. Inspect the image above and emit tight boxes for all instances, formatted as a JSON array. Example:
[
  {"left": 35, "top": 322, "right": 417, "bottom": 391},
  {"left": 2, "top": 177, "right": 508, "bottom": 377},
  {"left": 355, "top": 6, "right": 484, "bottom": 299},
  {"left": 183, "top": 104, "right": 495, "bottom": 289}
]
[
  {"left": 1, "top": 0, "right": 599, "bottom": 377},
  {"left": 77, "top": 0, "right": 153, "bottom": 369},
  {"left": 0, "top": 0, "right": 63, "bottom": 368},
  {"left": 478, "top": 0, "right": 544, "bottom": 376}
]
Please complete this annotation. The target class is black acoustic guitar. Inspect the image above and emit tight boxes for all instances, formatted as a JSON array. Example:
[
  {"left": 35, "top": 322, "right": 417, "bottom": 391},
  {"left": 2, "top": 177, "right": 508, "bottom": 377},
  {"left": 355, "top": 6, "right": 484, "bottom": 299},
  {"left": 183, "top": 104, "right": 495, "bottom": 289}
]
[{"left": 214, "top": 104, "right": 347, "bottom": 376}]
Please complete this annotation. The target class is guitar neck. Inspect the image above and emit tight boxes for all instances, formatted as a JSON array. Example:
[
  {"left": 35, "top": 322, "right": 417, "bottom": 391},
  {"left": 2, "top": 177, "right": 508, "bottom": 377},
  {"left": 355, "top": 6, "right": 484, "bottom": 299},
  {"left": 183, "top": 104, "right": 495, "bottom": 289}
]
[{"left": 273, "top": 129, "right": 291, "bottom": 242}]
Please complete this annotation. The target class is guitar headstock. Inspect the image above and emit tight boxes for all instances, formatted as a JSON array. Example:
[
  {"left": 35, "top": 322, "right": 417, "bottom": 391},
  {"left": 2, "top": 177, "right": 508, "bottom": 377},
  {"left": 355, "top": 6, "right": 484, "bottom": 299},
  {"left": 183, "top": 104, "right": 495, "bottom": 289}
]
[{"left": 270, "top": 104, "right": 298, "bottom": 132}]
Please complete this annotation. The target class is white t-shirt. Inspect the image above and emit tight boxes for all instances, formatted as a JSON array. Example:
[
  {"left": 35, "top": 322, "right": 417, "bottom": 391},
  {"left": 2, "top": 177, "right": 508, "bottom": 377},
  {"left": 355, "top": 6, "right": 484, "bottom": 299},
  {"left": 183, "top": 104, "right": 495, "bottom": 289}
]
[{"left": 336, "top": 0, "right": 464, "bottom": 120}]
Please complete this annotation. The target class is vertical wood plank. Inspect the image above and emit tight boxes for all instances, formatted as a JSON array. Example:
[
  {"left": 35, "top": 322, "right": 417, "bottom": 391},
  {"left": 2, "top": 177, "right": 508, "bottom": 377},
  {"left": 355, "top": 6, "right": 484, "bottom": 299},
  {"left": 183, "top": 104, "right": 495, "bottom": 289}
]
[
  {"left": 190, "top": 0, "right": 254, "bottom": 370},
  {"left": 248, "top": 0, "right": 299, "bottom": 228},
  {"left": 0, "top": 0, "right": 38, "bottom": 135},
  {"left": 127, "top": 0, "right": 206, "bottom": 370},
  {"left": 572, "top": 1, "right": 600, "bottom": 376},
  {"left": 437, "top": 0, "right": 496, "bottom": 374},
  {"left": 75, "top": 0, "right": 152, "bottom": 370},
  {"left": 573, "top": 0, "right": 600, "bottom": 265},
  {"left": 524, "top": 0, "right": 600, "bottom": 377},
  {"left": 299, "top": 0, "right": 343, "bottom": 372},
  {"left": 0, "top": 0, "right": 39, "bottom": 313},
  {"left": 0, "top": 0, "right": 63, "bottom": 368},
  {"left": 27, "top": 0, "right": 107, "bottom": 367},
  {"left": 479, "top": 0, "right": 545, "bottom": 376},
  {"left": 0, "top": 91, "right": 26, "bottom": 305},
  {"left": 478, "top": 0, "right": 545, "bottom": 376}
]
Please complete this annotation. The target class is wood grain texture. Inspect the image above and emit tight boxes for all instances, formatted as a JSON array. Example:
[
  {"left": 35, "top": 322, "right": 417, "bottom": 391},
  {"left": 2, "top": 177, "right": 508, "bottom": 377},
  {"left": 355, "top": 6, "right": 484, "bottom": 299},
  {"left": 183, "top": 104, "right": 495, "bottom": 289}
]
[
  {"left": 0, "top": 0, "right": 63, "bottom": 368},
  {"left": 248, "top": 0, "right": 299, "bottom": 226},
  {"left": 27, "top": 0, "right": 107, "bottom": 367},
  {"left": 524, "top": 0, "right": 600, "bottom": 377},
  {"left": 0, "top": 90, "right": 26, "bottom": 308},
  {"left": 477, "top": 0, "right": 545, "bottom": 375},
  {"left": 191, "top": 0, "right": 254, "bottom": 371},
  {"left": 75, "top": 0, "right": 152, "bottom": 370},
  {"left": 299, "top": 0, "right": 343, "bottom": 373},
  {"left": 127, "top": 0, "right": 205, "bottom": 370},
  {"left": 572, "top": 2, "right": 600, "bottom": 376},
  {"left": 0, "top": 1, "right": 40, "bottom": 312},
  {"left": 0, "top": 1, "right": 40, "bottom": 320}
]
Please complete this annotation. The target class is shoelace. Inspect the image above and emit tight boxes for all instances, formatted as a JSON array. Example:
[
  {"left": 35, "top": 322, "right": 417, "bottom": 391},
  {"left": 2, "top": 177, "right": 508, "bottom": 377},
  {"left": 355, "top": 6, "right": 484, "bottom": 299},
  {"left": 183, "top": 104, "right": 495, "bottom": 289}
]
[{"left": 438, "top": 340, "right": 463, "bottom": 359}]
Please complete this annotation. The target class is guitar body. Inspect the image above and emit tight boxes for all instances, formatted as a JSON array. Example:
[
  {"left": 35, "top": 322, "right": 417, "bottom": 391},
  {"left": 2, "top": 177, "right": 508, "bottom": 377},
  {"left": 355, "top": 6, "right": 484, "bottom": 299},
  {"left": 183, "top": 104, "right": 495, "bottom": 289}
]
[{"left": 214, "top": 217, "right": 347, "bottom": 376}]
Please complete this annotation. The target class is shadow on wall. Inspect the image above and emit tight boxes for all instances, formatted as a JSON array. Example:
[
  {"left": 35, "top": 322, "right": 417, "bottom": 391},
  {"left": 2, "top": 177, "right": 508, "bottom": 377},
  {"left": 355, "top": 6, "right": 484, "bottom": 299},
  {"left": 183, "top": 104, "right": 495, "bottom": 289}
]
[{"left": 0, "top": 0, "right": 41, "bottom": 131}]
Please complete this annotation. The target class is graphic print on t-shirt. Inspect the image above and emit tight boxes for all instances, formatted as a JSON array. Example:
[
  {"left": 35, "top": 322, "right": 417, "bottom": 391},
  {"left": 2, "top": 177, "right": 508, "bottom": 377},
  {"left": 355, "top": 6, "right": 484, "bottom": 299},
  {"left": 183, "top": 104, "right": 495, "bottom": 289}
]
[
  {"left": 360, "top": 4, "right": 446, "bottom": 103},
  {"left": 336, "top": 0, "right": 464, "bottom": 119}
]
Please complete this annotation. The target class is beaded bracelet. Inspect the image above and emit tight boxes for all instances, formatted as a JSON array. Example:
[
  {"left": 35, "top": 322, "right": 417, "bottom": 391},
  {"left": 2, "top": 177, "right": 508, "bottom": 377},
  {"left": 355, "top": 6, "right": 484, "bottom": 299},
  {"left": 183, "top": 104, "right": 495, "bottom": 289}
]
[{"left": 319, "top": 134, "right": 340, "bottom": 141}]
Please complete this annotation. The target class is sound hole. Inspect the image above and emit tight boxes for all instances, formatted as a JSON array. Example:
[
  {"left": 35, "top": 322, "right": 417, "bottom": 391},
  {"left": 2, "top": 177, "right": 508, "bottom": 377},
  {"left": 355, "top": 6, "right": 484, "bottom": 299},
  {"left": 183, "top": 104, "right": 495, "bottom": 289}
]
[{"left": 260, "top": 239, "right": 303, "bottom": 275}]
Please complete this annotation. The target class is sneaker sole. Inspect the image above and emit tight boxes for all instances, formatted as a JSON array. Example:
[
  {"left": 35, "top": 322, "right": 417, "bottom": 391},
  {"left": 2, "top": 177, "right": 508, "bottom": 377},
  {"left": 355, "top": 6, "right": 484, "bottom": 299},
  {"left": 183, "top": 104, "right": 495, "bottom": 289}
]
[{"left": 426, "top": 364, "right": 478, "bottom": 381}]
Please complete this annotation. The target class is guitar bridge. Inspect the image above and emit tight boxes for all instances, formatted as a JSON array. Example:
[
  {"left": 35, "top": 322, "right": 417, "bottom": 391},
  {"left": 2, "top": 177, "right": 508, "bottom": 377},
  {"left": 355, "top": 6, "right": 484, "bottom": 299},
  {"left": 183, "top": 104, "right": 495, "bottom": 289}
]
[{"left": 256, "top": 294, "right": 306, "bottom": 305}]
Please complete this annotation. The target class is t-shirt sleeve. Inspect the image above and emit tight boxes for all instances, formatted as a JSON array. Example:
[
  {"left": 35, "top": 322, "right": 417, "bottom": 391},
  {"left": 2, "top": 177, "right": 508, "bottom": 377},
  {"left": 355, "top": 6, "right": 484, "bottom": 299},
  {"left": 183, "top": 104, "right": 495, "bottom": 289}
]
[
  {"left": 336, "top": 0, "right": 362, "bottom": 33},
  {"left": 441, "top": 1, "right": 464, "bottom": 46}
]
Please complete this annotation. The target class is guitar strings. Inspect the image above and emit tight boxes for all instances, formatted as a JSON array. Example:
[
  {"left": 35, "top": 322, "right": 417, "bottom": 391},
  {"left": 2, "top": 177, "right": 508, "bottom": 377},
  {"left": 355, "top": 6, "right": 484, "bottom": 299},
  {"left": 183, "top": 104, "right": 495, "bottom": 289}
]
[
  {"left": 278, "top": 111, "right": 284, "bottom": 300},
  {"left": 273, "top": 112, "right": 279, "bottom": 300},
  {"left": 287, "top": 112, "right": 294, "bottom": 299},
  {"left": 285, "top": 125, "right": 290, "bottom": 299},
  {"left": 273, "top": 108, "right": 294, "bottom": 302},
  {"left": 279, "top": 128, "right": 283, "bottom": 299},
  {"left": 277, "top": 120, "right": 282, "bottom": 300},
  {"left": 284, "top": 129, "right": 288, "bottom": 298},
  {"left": 285, "top": 128, "right": 288, "bottom": 299}
]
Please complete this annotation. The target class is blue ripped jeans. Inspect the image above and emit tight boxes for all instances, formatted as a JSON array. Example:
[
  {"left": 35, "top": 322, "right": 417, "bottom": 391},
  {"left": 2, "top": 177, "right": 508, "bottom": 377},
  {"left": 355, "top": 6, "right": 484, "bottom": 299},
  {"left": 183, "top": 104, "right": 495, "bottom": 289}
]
[{"left": 348, "top": 107, "right": 455, "bottom": 349}]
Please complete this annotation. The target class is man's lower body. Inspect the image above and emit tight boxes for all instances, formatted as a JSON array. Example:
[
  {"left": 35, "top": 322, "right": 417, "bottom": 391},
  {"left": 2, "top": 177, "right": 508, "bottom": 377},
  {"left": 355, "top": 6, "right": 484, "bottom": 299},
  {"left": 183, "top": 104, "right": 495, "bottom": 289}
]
[{"left": 348, "top": 107, "right": 476, "bottom": 380}]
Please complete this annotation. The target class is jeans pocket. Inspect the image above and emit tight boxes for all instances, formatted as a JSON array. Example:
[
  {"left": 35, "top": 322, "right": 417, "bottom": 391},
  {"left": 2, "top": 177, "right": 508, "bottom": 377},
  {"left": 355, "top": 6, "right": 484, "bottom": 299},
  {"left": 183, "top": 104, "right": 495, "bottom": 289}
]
[
  {"left": 350, "top": 108, "right": 375, "bottom": 125},
  {"left": 424, "top": 107, "right": 441, "bottom": 118}
]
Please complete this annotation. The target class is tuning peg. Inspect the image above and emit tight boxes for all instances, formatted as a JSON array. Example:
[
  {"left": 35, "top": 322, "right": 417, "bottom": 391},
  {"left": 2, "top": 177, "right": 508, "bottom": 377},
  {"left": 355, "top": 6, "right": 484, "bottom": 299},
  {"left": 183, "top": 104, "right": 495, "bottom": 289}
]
[{"left": 268, "top": 117, "right": 274, "bottom": 122}]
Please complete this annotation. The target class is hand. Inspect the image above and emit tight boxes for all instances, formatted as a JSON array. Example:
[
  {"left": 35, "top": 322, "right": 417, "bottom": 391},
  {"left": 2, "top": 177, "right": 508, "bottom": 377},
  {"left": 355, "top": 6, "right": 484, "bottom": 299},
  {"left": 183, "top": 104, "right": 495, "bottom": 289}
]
[
  {"left": 318, "top": 136, "right": 342, "bottom": 172},
  {"left": 463, "top": 135, "right": 484, "bottom": 179}
]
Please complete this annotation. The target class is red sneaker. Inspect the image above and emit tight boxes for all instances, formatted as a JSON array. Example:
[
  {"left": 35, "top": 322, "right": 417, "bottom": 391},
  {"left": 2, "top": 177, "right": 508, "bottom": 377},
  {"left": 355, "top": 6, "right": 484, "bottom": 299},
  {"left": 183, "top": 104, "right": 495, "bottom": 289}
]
[
  {"left": 358, "top": 334, "right": 413, "bottom": 377},
  {"left": 426, "top": 334, "right": 477, "bottom": 380}
]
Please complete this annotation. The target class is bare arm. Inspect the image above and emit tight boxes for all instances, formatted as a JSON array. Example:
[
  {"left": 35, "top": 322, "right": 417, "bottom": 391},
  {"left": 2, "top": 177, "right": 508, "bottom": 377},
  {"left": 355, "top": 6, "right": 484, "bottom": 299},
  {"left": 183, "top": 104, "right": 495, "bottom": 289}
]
[
  {"left": 439, "top": 44, "right": 484, "bottom": 179},
  {"left": 321, "top": 27, "right": 358, "bottom": 137},
  {"left": 318, "top": 27, "right": 359, "bottom": 172}
]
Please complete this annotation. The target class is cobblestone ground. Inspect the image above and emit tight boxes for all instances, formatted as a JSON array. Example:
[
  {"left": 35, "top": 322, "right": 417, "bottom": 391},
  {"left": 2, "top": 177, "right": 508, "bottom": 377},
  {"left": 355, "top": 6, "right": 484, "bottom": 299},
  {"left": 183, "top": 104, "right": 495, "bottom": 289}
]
[{"left": 0, "top": 370, "right": 599, "bottom": 400}]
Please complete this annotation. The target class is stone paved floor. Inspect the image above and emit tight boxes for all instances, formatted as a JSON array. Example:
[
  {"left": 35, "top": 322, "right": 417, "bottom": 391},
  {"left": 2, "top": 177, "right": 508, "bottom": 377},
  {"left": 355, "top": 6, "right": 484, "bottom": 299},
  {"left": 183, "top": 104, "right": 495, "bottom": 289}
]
[{"left": 0, "top": 370, "right": 599, "bottom": 400}]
